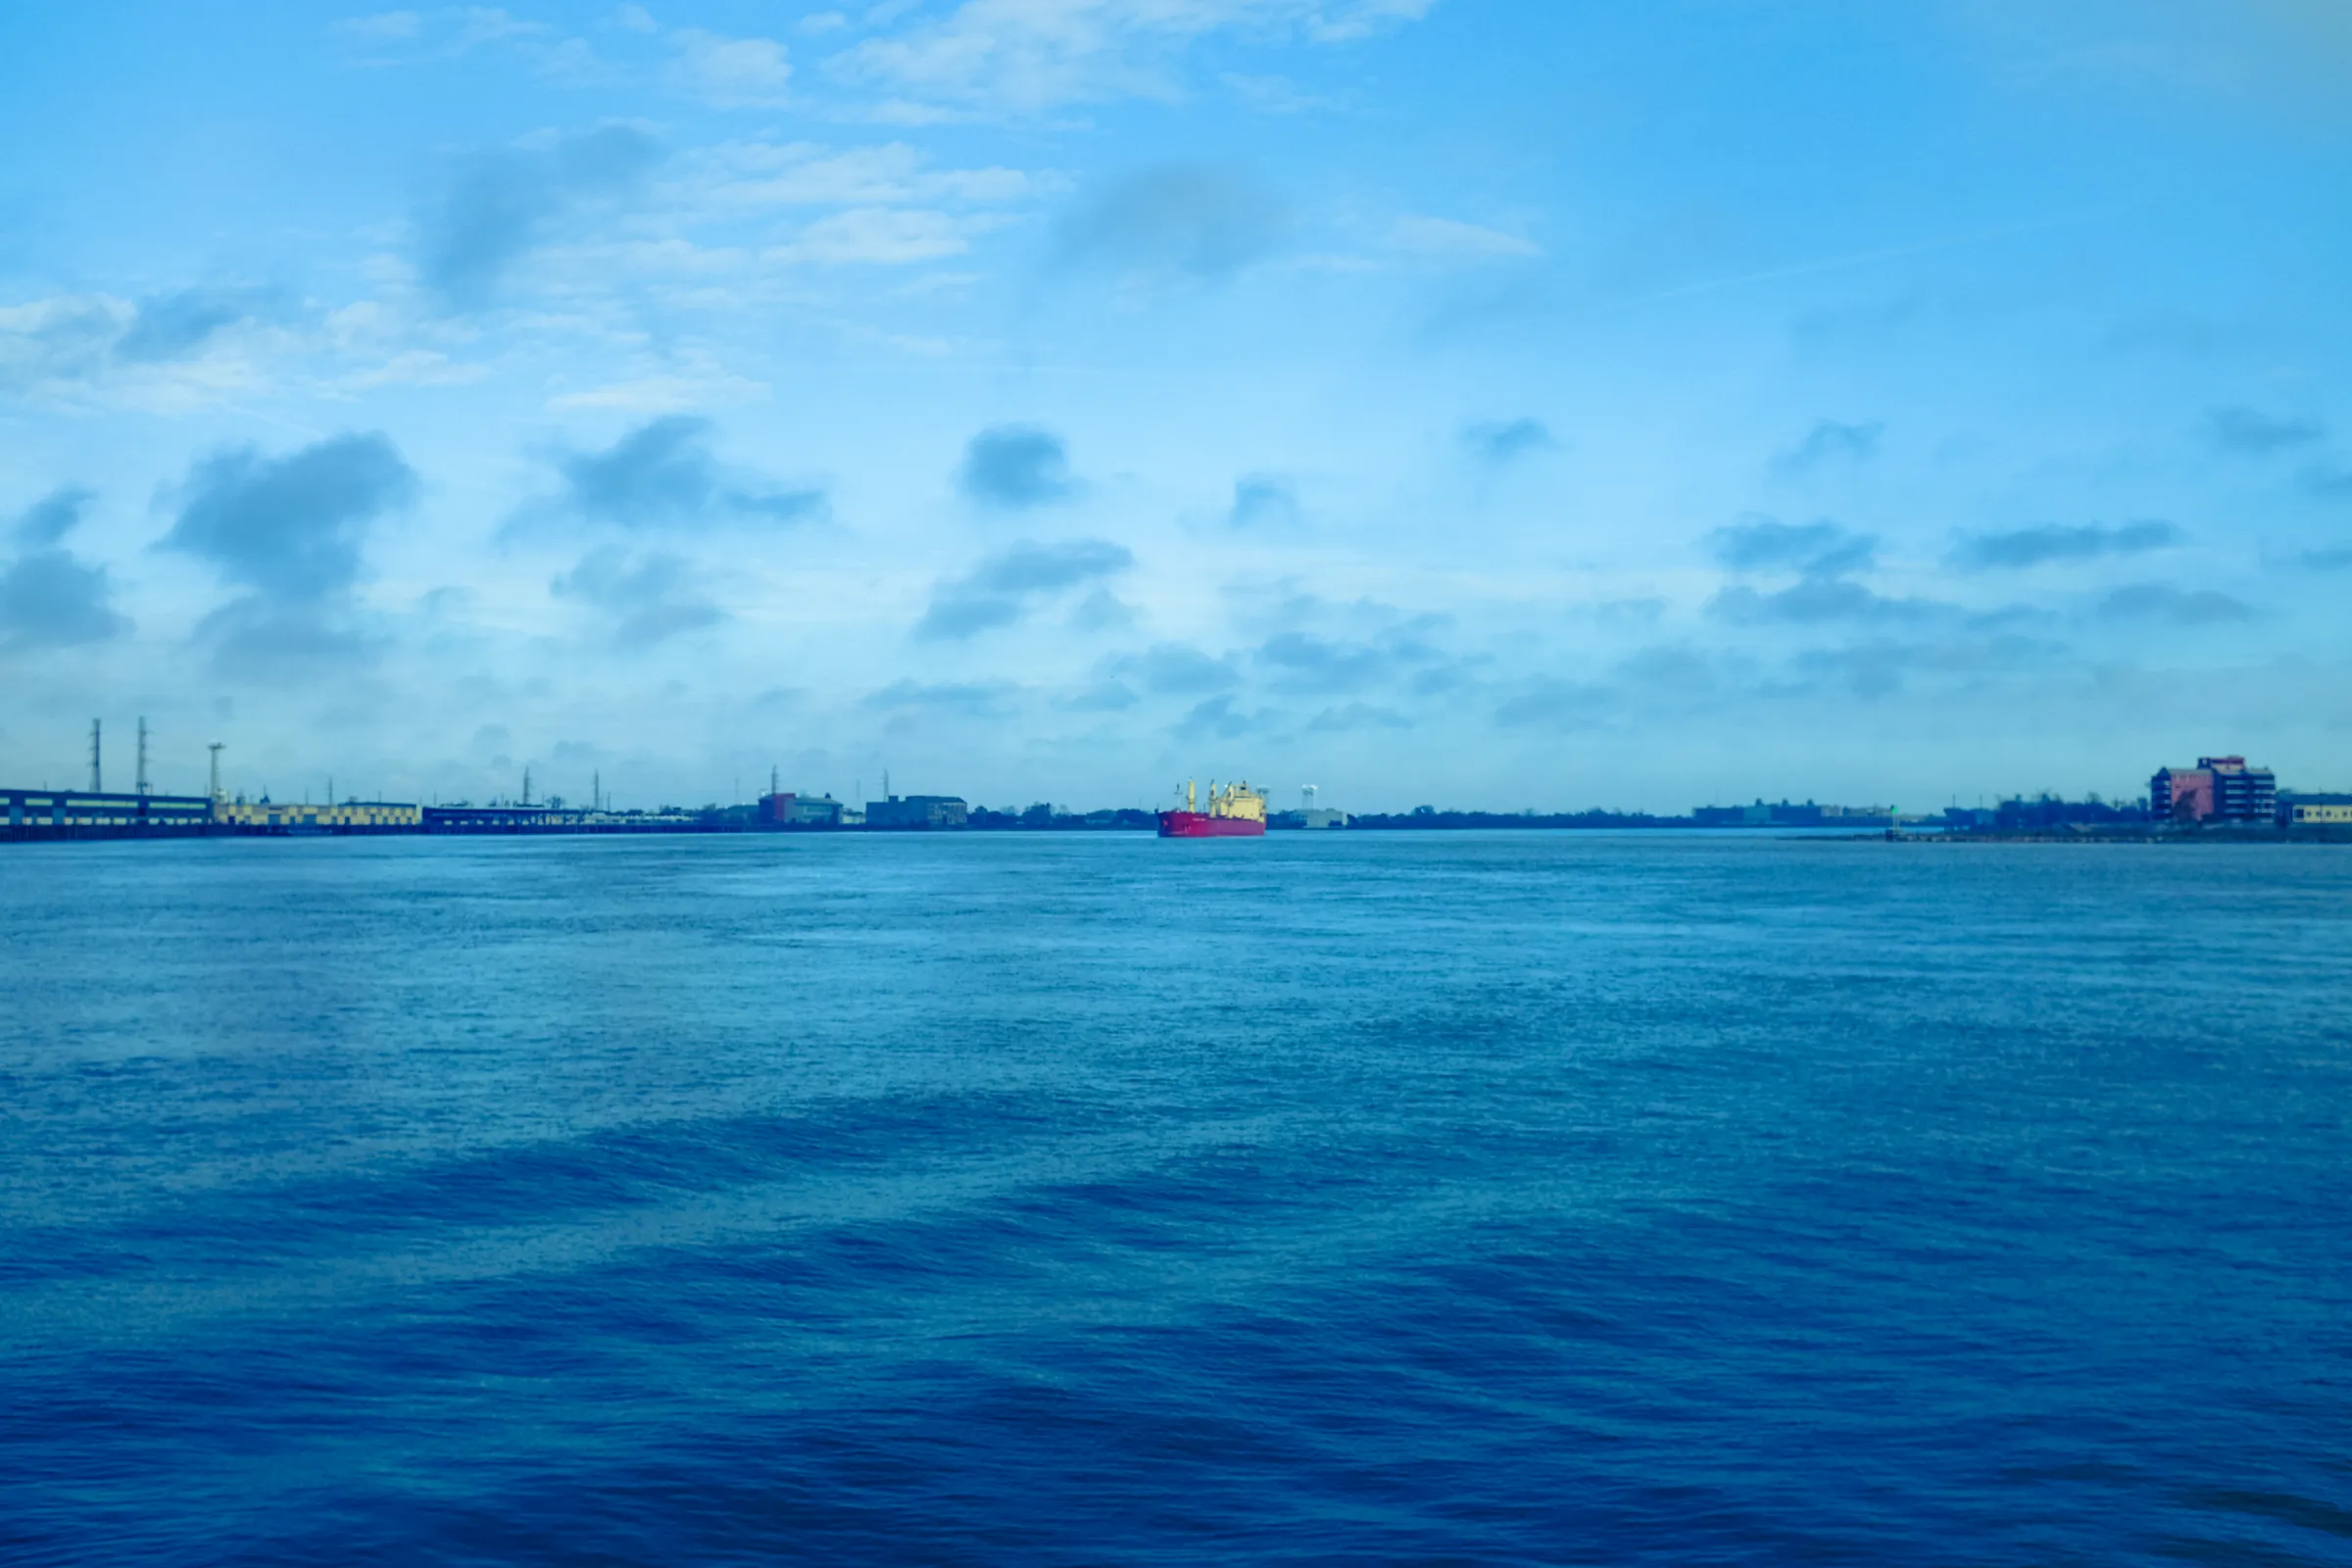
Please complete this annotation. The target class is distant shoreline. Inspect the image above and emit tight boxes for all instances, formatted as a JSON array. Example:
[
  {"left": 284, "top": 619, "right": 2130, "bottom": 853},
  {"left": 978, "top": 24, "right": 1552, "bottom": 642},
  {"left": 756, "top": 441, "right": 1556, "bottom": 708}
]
[
  {"left": 10, "top": 820, "right": 2350, "bottom": 847},
  {"left": 1886, "top": 826, "right": 2352, "bottom": 846}
]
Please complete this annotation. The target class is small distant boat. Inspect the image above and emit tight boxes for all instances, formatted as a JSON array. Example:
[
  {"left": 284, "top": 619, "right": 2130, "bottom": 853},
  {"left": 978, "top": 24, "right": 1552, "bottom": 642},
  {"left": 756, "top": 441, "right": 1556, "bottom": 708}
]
[{"left": 1158, "top": 779, "right": 1267, "bottom": 838}]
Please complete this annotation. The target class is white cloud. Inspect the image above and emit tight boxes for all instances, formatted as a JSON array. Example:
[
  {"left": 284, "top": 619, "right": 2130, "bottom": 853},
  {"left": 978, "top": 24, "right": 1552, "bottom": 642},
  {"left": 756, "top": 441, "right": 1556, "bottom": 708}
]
[
  {"left": 337, "top": 11, "right": 422, "bottom": 43},
  {"left": 830, "top": 0, "right": 1438, "bottom": 114},
  {"left": 1307, "top": 0, "right": 1433, "bottom": 43},
  {"left": 449, "top": 7, "right": 548, "bottom": 51},
  {"left": 768, "top": 208, "right": 994, "bottom": 265},
  {"left": 691, "top": 140, "right": 1045, "bottom": 209},
  {"left": 545, "top": 368, "right": 767, "bottom": 411},
  {"left": 536, "top": 36, "right": 613, "bottom": 85},
  {"left": 1220, "top": 71, "right": 1337, "bottom": 113},
  {"left": 340, "top": 350, "right": 491, "bottom": 390},
  {"left": 1391, "top": 214, "right": 1540, "bottom": 261},
  {"left": 0, "top": 295, "right": 130, "bottom": 397},
  {"left": 671, "top": 27, "right": 793, "bottom": 107}
]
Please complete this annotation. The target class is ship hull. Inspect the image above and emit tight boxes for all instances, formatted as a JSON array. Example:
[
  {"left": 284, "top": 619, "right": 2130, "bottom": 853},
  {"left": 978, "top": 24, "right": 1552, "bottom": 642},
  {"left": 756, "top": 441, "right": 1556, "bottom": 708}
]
[{"left": 1156, "top": 810, "right": 1265, "bottom": 838}]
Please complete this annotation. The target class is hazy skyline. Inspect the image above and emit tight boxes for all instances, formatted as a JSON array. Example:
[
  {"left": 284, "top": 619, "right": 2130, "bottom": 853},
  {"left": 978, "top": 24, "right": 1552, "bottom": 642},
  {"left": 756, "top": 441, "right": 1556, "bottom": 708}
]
[{"left": 3, "top": 1, "right": 2348, "bottom": 812}]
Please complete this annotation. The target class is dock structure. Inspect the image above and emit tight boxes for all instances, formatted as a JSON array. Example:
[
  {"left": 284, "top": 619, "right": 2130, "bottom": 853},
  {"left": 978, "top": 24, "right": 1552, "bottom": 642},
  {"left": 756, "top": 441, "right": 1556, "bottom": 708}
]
[
  {"left": 0, "top": 789, "right": 733, "bottom": 841},
  {"left": 216, "top": 800, "right": 424, "bottom": 832},
  {"left": 5, "top": 789, "right": 215, "bottom": 840},
  {"left": 420, "top": 805, "right": 711, "bottom": 834}
]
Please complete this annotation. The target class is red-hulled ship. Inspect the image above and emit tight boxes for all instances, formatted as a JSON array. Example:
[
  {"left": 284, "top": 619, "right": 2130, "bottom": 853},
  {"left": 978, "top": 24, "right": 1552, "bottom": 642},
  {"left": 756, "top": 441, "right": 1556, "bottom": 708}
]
[{"left": 1158, "top": 779, "right": 1267, "bottom": 838}]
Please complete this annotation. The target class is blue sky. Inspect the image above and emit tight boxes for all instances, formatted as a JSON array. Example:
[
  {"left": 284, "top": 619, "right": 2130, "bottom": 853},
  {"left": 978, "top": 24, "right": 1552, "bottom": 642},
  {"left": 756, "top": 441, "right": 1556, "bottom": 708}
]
[{"left": 2, "top": 1, "right": 2348, "bottom": 812}]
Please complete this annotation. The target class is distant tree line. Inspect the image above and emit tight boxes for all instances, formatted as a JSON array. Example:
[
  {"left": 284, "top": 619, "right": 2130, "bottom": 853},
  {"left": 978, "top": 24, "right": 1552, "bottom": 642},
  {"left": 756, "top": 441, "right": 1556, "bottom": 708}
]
[{"left": 1345, "top": 808, "right": 1695, "bottom": 830}]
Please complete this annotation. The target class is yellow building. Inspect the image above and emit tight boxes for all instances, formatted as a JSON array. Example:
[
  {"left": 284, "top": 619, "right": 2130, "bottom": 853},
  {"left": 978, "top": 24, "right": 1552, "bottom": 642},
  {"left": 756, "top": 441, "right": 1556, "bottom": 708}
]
[
  {"left": 215, "top": 800, "right": 423, "bottom": 830},
  {"left": 2288, "top": 802, "right": 2352, "bottom": 825}
]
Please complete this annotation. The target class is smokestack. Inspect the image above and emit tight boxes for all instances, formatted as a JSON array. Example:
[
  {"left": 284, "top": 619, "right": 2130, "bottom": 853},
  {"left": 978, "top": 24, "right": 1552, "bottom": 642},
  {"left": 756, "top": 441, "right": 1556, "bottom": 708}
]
[
  {"left": 137, "top": 717, "right": 150, "bottom": 798},
  {"left": 89, "top": 718, "right": 102, "bottom": 794}
]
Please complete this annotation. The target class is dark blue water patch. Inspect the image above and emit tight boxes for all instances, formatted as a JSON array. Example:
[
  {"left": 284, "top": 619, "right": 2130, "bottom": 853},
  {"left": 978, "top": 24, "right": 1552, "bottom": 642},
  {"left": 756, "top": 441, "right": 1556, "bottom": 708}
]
[{"left": 2, "top": 833, "right": 2347, "bottom": 1565}]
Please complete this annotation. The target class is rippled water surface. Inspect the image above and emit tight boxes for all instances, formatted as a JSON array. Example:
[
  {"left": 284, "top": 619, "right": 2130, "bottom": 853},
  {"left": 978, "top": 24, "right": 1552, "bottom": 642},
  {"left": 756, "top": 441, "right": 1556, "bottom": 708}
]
[{"left": 3, "top": 832, "right": 2348, "bottom": 1565}]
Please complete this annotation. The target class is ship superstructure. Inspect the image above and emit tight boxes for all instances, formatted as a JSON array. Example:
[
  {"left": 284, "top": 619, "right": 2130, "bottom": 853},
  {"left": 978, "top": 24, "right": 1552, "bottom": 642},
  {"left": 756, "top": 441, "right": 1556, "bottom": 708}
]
[{"left": 1157, "top": 778, "right": 1267, "bottom": 838}]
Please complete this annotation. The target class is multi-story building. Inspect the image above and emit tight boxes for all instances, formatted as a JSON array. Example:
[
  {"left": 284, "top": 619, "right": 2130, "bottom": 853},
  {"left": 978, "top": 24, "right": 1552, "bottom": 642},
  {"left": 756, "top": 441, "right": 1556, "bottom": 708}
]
[{"left": 2150, "top": 756, "right": 2275, "bottom": 823}]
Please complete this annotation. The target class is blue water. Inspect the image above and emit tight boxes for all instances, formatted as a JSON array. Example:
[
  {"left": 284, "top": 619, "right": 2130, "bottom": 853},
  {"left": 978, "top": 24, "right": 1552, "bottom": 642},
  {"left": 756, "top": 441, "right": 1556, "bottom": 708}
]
[{"left": 2, "top": 833, "right": 2347, "bottom": 1565}]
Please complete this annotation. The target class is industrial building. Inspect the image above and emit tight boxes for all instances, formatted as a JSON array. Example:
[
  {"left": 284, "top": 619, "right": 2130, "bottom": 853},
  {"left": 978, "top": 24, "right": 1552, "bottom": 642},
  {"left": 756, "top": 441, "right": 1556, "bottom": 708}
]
[
  {"left": 216, "top": 799, "right": 424, "bottom": 832},
  {"left": 3, "top": 789, "right": 215, "bottom": 839},
  {"left": 1297, "top": 786, "right": 1348, "bottom": 829},
  {"left": 864, "top": 794, "right": 968, "bottom": 829},
  {"left": 2279, "top": 793, "right": 2352, "bottom": 826},
  {"left": 756, "top": 792, "right": 847, "bottom": 827},
  {"left": 2151, "top": 757, "right": 2276, "bottom": 823},
  {"left": 1692, "top": 800, "right": 1895, "bottom": 827}
]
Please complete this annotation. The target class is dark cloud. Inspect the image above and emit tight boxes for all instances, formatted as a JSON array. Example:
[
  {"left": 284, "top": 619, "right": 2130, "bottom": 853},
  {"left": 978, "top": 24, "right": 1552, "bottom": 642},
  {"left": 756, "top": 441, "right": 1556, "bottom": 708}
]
[
  {"left": 552, "top": 547, "right": 724, "bottom": 648},
  {"left": 13, "top": 484, "right": 94, "bottom": 547},
  {"left": 1494, "top": 678, "right": 1611, "bottom": 728},
  {"left": 1228, "top": 474, "right": 1298, "bottom": 529},
  {"left": 0, "top": 549, "right": 128, "bottom": 651},
  {"left": 2305, "top": 465, "right": 2352, "bottom": 501},
  {"left": 1062, "top": 680, "right": 1139, "bottom": 711},
  {"left": 2097, "top": 583, "right": 2254, "bottom": 625},
  {"left": 860, "top": 680, "right": 1013, "bottom": 716},
  {"left": 918, "top": 537, "right": 1134, "bottom": 640},
  {"left": 1773, "top": 418, "right": 1883, "bottom": 475},
  {"left": 959, "top": 425, "right": 1074, "bottom": 510},
  {"left": 2206, "top": 406, "right": 2324, "bottom": 456},
  {"left": 1710, "top": 578, "right": 1945, "bottom": 626},
  {"left": 117, "top": 286, "right": 276, "bottom": 363},
  {"left": 1304, "top": 703, "right": 1410, "bottom": 732},
  {"left": 1461, "top": 417, "right": 1556, "bottom": 465},
  {"left": 1105, "top": 642, "right": 1237, "bottom": 696},
  {"left": 2296, "top": 547, "right": 2352, "bottom": 570},
  {"left": 1255, "top": 631, "right": 1403, "bottom": 691},
  {"left": 1707, "top": 515, "right": 1876, "bottom": 577},
  {"left": 916, "top": 594, "right": 1023, "bottom": 640},
  {"left": 163, "top": 432, "right": 417, "bottom": 602},
  {"left": 1791, "top": 634, "right": 2066, "bottom": 698},
  {"left": 1613, "top": 644, "right": 1718, "bottom": 694},
  {"left": 547, "top": 416, "right": 823, "bottom": 533},
  {"left": 1053, "top": 166, "right": 1289, "bottom": 283},
  {"left": 1175, "top": 692, "right": 1267, "bottom": 740},
  {"left": 189, "top": 599, "right": 379, "bottom": 676},
  {"left": 964, "top": 537, "right": 1132, "bottom": 594},
  {"left": 1948, "top": 519, "right": 2182, "bottom": 570},
  {"left": 417, "top": 123, "right": 663, "bottom": 310},
  {"left": 0, "top": 299, "right": 122, "bottom": 394},
  {"left": 1068, "top": 586, "right": 1134, "bottom": 630}
]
